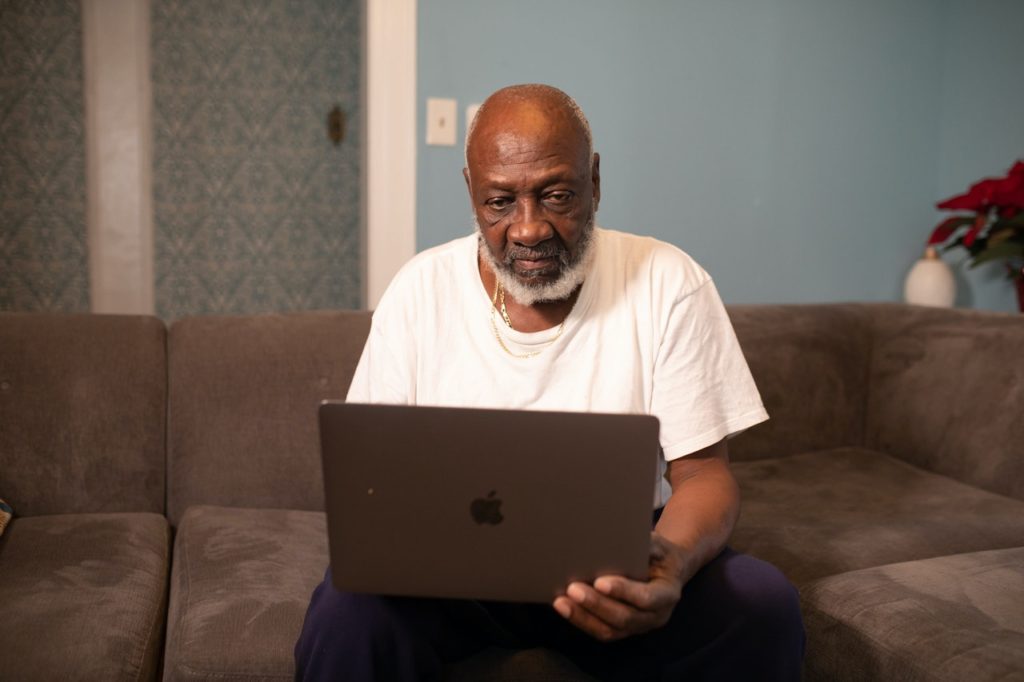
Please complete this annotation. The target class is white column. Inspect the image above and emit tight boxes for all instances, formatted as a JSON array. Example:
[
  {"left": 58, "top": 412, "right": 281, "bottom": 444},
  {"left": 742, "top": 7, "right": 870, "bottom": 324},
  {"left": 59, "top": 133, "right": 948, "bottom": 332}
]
[
  {"left": 363, "top": 0, "right": 417, "bottom": 309},
  {"left": 82, "top": 0, "right": 154, "bottom": 314}
]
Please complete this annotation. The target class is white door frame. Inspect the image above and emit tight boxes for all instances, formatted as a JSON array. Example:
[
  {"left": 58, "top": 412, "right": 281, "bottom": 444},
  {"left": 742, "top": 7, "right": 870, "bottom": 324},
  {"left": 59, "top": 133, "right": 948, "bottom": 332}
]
[
  {"left": 363, "top": 0, "right": 417, "bottom": 309},
  {"left": 82, "top": 0, "right": 155, "bottom": 314}
]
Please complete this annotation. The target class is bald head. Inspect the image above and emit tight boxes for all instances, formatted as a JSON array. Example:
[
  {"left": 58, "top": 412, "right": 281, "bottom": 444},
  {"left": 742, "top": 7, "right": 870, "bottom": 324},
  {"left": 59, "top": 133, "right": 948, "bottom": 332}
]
[{"left": 465, "top": 84, "right": 594, "bottom": 176}]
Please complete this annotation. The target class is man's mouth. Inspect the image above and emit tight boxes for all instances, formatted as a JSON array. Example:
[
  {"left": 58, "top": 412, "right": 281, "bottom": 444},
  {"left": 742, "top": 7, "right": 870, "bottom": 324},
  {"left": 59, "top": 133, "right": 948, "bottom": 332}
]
[{"left": 513, "top": 256, "right": 557, "bottom": 271}]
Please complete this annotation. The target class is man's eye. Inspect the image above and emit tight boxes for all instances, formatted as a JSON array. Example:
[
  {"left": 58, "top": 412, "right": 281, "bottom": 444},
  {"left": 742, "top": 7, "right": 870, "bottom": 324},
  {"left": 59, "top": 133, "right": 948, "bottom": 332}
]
[
  {"left": 544, "top": 191, "right": 573, "bottom": 204},
  {"left": 486, "top": 197, "right": 512, "bottom": 210}
]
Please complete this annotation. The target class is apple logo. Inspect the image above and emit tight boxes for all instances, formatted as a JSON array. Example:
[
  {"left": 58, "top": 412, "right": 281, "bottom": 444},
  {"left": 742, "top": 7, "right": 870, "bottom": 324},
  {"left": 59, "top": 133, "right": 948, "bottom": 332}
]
[{"left": 470, "top": 490, "right": 504, "bottom": 525}]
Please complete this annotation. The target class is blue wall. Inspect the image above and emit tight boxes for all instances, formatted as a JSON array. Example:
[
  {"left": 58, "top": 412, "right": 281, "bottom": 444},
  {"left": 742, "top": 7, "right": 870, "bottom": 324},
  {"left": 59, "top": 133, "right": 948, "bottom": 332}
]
[
  {"left": 417, "top": 0, "right": 1023, "bottom": 311},
  {"left": 933, "top": 0, "right": 1024, "bottom": 311}
]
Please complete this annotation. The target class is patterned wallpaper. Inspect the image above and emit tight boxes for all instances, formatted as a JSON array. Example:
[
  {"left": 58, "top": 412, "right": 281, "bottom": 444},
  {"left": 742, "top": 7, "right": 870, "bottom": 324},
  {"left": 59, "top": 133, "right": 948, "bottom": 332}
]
[
  {"left": 0, "top": 0, "right": 90, "bottom": 312},
  {"left": 151, "top": 0, "right": 362, "bottom": 319}
]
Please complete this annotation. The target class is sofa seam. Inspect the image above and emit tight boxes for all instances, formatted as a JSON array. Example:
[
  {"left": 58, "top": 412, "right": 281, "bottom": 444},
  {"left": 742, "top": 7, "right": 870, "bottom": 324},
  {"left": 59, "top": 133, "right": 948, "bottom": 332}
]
[
  {"left": 170, "top": 510, "right": 194, "bottom": 680},
  {"left": 133, "top": 521, "right": 171, "bottom": 682},
  {"left": 108, "top": 516, "right": 170, "bottom": 682}
]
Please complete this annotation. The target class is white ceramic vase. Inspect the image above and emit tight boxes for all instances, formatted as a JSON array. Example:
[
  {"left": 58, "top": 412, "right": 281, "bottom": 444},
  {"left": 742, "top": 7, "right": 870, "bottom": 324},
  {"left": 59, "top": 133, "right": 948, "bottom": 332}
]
[{"left": 904, "top": 247, "right": 955, "bottom": 308}]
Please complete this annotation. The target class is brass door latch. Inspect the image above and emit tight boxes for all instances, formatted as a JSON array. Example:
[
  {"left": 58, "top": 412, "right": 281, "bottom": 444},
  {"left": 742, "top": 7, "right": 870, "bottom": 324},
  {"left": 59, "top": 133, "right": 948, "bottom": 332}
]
[{"left": 327, "top": 105, "right": 345, "bottom": 146}]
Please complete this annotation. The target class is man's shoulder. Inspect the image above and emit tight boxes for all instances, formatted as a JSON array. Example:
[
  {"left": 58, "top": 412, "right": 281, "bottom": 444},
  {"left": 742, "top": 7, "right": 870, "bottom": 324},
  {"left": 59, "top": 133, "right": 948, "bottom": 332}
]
[
  {"left": 403, "top": 233, "right": 474, "bottom": 272},
  {"left": 386, "top": 233, "right": 475, "bottom": 289},
  {"left": 597, "top": 227, "right": 700, "bottom": 263},
  {"left": 596, "top": 227, "right": 711, "bottom": 296},
  {"left": 372, "top": 234, "right": 475, "bottom": 317}
]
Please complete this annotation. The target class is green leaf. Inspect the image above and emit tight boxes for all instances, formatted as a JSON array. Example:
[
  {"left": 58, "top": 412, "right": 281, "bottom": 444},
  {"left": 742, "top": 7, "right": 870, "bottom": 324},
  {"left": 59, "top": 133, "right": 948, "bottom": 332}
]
[
  {"left": 968, "top": 242, "right": 1024, "bottom": 267},
  {"left": 987, "top": 227, "right": 1019, "bottom": 247}
]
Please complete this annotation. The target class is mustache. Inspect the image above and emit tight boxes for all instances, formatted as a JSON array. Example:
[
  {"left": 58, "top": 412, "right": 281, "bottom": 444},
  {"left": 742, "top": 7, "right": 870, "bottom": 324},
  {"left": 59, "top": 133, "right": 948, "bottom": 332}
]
[{"left": 504, "top": 241, "right": 569, "bottom": 264}]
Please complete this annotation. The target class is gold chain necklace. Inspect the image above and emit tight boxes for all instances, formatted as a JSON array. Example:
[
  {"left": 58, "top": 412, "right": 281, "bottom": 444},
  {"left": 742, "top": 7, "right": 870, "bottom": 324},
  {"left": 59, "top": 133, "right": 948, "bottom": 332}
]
[{"left": 489, "top": 281, "right": 565, "bottom": 359}]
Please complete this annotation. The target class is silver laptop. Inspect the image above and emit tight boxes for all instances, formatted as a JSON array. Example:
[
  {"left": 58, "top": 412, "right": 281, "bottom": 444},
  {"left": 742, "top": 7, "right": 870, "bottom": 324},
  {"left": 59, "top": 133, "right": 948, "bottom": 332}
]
[{"left": 318, "top": 402, "right": 660, "bottom": 603}]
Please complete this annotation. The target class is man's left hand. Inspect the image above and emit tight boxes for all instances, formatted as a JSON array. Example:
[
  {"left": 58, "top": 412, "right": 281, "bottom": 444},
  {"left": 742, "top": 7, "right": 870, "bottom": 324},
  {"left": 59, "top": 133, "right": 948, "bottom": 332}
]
[{"left": 552, "top": 531, "right": 688, "bottom": 641}]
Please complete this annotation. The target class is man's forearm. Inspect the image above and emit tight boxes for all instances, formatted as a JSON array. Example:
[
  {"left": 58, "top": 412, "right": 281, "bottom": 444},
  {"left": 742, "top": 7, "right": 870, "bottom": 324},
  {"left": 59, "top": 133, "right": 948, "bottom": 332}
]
[
  {"left": 654, "top": 443, "right": 740, "bottom": 586},
  {"left": 552, "top": 441, "right": 739, "bottom": 639}
]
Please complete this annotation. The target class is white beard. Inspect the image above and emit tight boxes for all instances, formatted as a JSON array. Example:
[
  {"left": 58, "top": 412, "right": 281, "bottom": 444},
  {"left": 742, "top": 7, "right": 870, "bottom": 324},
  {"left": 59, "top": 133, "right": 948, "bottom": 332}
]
[{"left": 476, "top": 212, "right": 597, "bottom": 306}]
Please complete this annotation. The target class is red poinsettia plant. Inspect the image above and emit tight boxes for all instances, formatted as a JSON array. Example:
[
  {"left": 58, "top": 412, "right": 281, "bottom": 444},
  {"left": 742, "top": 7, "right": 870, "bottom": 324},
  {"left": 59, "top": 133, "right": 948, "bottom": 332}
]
[{"left": 928, "top": 160, "right": 1024, "bottom": 287}]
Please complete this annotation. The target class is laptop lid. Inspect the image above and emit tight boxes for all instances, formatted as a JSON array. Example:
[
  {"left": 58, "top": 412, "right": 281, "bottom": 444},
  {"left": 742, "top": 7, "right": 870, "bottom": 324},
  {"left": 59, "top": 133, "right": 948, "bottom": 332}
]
[{"left": 319, "top": 402, "right": 660, "bottom": 603}]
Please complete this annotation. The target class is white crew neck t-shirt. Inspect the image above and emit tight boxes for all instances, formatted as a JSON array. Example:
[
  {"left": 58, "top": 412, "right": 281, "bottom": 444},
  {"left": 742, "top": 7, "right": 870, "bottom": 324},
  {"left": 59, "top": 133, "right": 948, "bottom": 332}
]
[{"left": 346, "top": 227, "right": 768, "bottom": 507}]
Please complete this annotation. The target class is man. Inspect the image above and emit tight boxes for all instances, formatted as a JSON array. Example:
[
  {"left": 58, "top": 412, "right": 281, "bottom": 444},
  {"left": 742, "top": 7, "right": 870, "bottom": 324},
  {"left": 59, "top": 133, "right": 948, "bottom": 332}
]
[{"left": 295, "top": 84, "right": 804, "bottom": 680}]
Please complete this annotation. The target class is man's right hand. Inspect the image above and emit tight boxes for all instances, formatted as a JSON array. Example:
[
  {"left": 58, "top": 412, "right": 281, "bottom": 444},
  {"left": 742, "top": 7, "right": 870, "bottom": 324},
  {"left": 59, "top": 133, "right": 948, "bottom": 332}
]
[{"left": 552, "top": 531, "right": 687, "bottom": 642}]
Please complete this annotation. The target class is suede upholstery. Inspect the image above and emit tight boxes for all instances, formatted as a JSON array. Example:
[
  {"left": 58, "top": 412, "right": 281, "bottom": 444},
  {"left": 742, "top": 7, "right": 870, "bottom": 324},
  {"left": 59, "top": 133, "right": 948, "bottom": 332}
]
[
  {"left": 866, "top": 304, "right": 1024, "bottom": 501},
  {"left": 731, "top": 447, "right": 1024, "bottom": 585},
  {"left": 163, "top": 506, "right": 328, "bottom": 681},
  {"left": 0, "top": 513, "right": 169, "bottom": 682},
  {"left": 0, "top": 313, "right": 170, "bottom": 682},
  {"left": 802, "top": 547, "right": 1024, "bottom": 681},
  {"left": 726, "top": 304, "right": 872, "bottom": 462},
  {"left": 3, "top": 304, "right": 1022, "bottom": 681},
  {"left": 166, "top": 311, "right": 370, "bottom": 525},
  {"left": 0, "top": 313, "right": 167, "bottom": 516}
]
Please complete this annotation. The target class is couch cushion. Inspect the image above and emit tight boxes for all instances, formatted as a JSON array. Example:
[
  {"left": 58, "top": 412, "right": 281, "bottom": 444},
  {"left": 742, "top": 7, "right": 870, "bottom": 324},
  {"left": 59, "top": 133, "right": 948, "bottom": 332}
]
[
  {"left": 164, "top": 506, "right": 599, "bottom": 681},
  {"left": 802, "top": 547, "right": 1024, "bottom": 681},
  {"left": 166, "top": 311, "right": 370, "bottom": 525},
  {"left": 731, "top": 447, "right": 1024, "bottom": 585},
  {"left": 725, "top": 305, "right": 872, "bottom": 461},
  {"left": 0, "top": 513, "right": 170, "bottom": 681},
  {"left": 163, "top": 506, "right": 329, "bottom": 681},
  {"left": 866, "top": 304, "right": 1024, "bottom": 502},
  {"left": 0, "top": 313, "right": 167, "bottom": 515}
]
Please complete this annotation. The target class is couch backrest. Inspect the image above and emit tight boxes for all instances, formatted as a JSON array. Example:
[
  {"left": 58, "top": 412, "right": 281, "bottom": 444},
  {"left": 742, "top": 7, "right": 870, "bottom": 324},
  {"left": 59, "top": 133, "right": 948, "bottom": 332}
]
[
  {"left": 0, "top": 313, "right": 167, "bottom": 516},
  {"left": 865, "top": 304, "right": 1024, "bottom": 501},
  {"left": 726, "top": 304, "right": 873, "bottom": 461},
  {"left": 166, "top": 310, "right": 370, "bottom": 525}
]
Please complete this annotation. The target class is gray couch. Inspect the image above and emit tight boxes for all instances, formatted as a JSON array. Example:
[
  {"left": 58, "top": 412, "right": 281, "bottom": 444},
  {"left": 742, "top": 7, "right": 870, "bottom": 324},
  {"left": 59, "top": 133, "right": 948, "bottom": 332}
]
[{"left": 1, "top": 304, "right": 1022, "bottom": 681}]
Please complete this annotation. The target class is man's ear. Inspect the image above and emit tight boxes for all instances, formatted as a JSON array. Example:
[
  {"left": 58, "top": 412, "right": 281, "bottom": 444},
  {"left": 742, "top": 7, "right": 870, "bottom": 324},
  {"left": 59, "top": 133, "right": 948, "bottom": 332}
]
[
  {"left": 463, "top": 167, "right": 476, "bottom": 214},
  {"left": 591, "top": 153, "right": 601, "bottom": 207}
]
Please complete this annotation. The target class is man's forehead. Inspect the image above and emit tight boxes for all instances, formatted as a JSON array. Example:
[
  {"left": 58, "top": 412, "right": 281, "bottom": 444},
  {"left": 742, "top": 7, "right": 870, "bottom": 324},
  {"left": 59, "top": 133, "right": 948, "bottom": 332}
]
[
  {"left": 469, "top": 105, "right": 589, "bottom": 169},
  {"left": 472, "top": 161, "right": 581, "bottom": 189}
]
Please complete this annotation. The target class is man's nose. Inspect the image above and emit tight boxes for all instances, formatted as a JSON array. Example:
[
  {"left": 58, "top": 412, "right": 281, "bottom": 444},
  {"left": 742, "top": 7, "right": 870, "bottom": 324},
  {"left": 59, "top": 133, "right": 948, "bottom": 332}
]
[{"left": 507, "top": 198, "right": 553, "bottom": 246}]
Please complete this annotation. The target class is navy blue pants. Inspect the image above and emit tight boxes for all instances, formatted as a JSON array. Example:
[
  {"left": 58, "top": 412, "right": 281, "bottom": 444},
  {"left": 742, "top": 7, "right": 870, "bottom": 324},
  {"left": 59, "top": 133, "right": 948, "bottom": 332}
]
[{"left": 294, "top": 545, "right": 805, "bottom": 681}]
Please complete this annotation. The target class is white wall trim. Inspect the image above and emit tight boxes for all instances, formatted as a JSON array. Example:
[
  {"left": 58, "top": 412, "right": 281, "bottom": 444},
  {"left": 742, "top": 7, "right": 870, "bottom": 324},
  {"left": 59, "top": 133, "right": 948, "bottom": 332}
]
[
  {"left": 363, "top": 0, "right": 417, "bottom": 309},
  {"left": 82, "top": 0, "right": 155, "bottom": 314}
]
